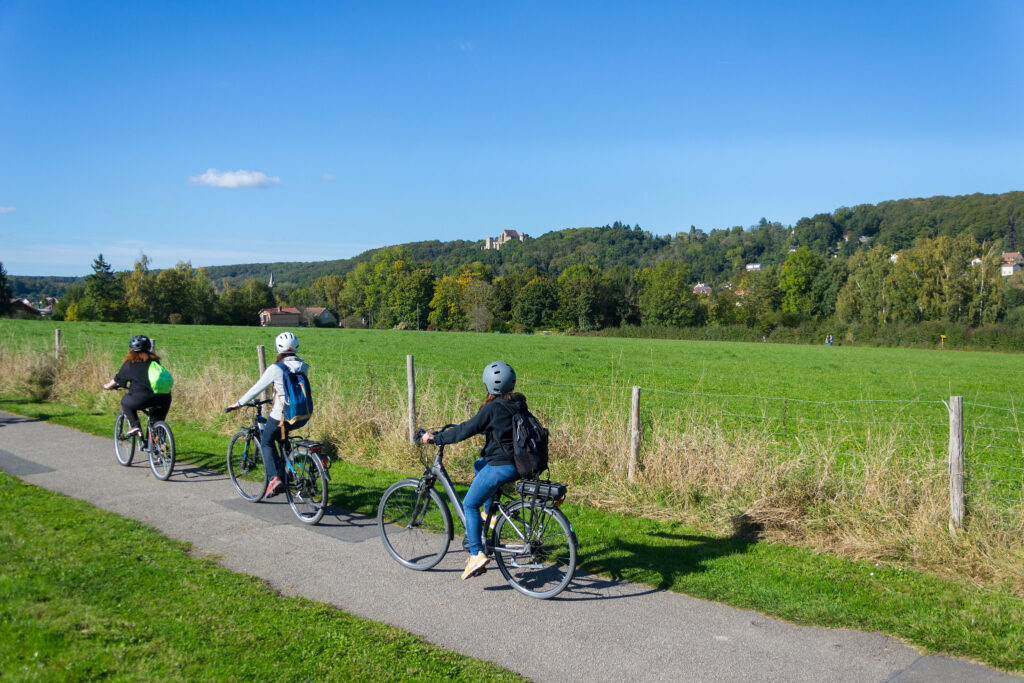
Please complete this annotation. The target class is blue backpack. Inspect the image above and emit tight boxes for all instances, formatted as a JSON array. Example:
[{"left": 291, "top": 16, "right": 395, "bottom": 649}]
[{"left": 275, "top": 362, "right": 313, "bottom": 432}]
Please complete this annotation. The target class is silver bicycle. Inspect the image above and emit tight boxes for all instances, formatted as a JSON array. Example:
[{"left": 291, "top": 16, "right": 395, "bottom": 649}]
[{"left": 377, "top": 426, "right": 577, "bottom": 599}]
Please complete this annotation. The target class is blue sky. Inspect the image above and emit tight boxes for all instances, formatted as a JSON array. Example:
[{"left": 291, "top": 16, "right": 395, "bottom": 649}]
[{"left": 2, "top": 1, "right": 1023, "bottom": 276}]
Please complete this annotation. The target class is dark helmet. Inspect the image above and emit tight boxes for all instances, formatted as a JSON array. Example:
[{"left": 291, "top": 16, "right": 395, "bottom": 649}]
[
  {"left": 129, "top": 335, "right": 152, "bottom": 352},
  {"left": 482, "top": 361, "right": 516, "bottom": 395}
]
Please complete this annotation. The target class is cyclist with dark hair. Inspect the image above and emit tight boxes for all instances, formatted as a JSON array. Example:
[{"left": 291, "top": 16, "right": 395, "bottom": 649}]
[
  {"left": 103, "top": 335, "right": 172, "bottom": 437},
  {"left": 421, "top": 361, "right": 526, "bottom": 579},
  {"left": 225, "top": 331, "right": 309, "bottom": 499}
]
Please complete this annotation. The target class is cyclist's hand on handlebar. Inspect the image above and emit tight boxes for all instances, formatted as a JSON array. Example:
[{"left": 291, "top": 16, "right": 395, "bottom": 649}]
[
  {"left": 103, "top": 380, "right": 118, "bottom": 390},
  {"left": 224, "top": 404, "right": 239, "bottom": 414},
  {"left": 420, "top": 431, "right": 434, "bottom": 444}
]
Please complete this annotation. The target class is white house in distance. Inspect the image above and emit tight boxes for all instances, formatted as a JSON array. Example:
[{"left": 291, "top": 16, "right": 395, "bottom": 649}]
[
  {"left": 1001, "top": 252, "right": 1023, "bottom": 277},
  {"left": 484, "top": 229, "right": 528, "bottom": 250},
  {"left": 692, "top": 283, "right": 712, "bottom": 295},
  {"left": 745, "top": 263, "right": 763, "bottom": 272}
]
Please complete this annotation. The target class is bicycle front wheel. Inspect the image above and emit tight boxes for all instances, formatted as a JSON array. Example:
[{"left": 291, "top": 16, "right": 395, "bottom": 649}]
[
  {"left": 114, "top": 413, "right": 135, "bottom": 466},
  {"left": 148, "top": 421, "right": 176, "bottom": 481},
  {"left": 494, "top": 500, "right": 577, "bottom": 599},
  {"left": 377, "top": 479, "right": 452, "bottom": 570},
  {"left": 286, "top": 447, "right": 329, "bottom": 524},
  {"left": 227, "top": 430, "right": 266, "bottom": 501}
]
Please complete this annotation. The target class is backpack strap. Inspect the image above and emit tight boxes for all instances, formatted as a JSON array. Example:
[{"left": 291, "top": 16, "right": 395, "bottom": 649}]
[{"left": 273, "top": 361, "right": 288, "bottom": 439}]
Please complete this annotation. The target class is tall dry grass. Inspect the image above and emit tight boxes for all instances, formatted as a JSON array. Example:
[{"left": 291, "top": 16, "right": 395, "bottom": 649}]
[{"left": 1, "top": 346, "right": 1021, "bottom": 596}]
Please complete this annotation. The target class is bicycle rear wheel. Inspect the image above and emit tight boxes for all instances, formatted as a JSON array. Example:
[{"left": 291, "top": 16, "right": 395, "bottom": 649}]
[
  {"left": 494, "top": 500, "right": 577, "bottom": 599},
  {"left": 227, "top": 430, "right": 266, "bottom": 501},
  {"left": 114, "top": 413, "right": 135, "bottom": 466},
  {"left": 377, "top": 479, "right": 452, "bottom": 570},
  {"left": 286, "top": 447, "right": 329, "bottom": 524},
  {"left": 148, "top": 421, "right": 176, "bottom": 481}
]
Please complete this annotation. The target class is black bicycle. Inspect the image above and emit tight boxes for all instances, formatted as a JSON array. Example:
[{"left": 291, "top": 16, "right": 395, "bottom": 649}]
[
  {"left": 377, "top": 426, "right": 577, "bottom": 599},
  {"left": 226, "top": 399, "right": 331, "bottom": 524},
  {"left": 114, "top": 405, "right": 176, "bottom": 481}
]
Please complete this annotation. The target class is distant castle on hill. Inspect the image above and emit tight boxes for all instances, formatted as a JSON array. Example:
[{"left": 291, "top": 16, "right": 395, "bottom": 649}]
[{"left": 484, "top": 229, "right": 529, "bottom": 250}]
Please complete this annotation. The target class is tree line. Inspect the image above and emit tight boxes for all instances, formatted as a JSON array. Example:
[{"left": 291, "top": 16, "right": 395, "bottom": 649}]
[
  {"left": 46, "top": 255, "right": 276, "bottom": 326},
  {"left": 14, "top": 227, "right": 1022, "bottom": 337}
]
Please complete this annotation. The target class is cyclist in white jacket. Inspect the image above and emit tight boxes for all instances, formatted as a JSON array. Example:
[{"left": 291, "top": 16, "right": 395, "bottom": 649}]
[{"left": 226, "top": 331, "right": 310, "bottom": 498}]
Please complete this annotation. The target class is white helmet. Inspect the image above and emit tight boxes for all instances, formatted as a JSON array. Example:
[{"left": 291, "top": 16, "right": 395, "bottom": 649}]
[{"left": 275, "top": 331, "right": 299, "bottom": 353}]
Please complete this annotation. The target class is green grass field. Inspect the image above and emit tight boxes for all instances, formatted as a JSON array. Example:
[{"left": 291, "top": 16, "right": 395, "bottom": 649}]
[
  {"left": 4, "top": 319, "right": 1021, "bottom": 479},
  {"left": 10, "top": 318, "right": 1019, "bottom": 403}
]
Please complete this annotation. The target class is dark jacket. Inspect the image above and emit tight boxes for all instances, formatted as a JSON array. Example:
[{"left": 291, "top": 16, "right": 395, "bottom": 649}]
[
  {"left": 114, "top": 360, "right": 159, "bottom": 397},
  {"left": 433, "top": 395, "right": 526, "bottom": 467}
]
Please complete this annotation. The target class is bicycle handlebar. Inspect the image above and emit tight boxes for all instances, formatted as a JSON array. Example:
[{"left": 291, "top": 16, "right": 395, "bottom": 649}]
[
  {"left": 225, "top": 398, "right": 272, "bottom": 414},
  {"left": 416, "top": 424, "right": 458, "bottom": 444}
]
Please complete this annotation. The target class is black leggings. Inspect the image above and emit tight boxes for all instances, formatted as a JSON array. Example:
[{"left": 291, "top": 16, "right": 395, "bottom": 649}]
[{"left": 121, "top": 393, "right": 172, "bottom": 431}]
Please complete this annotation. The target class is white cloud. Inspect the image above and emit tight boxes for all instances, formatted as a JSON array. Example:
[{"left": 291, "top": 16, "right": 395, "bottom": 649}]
[
  {"left": 188, "top": 168, "right": 280, "bottom": 189},
  {"left": 0, "top": 206, "right": 15, "bottom": 213}
]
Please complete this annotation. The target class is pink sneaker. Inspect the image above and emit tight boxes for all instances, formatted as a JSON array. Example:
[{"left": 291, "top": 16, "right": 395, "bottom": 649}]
[{"left": 265, "top": 476, "right": 284, "bottom": 498}]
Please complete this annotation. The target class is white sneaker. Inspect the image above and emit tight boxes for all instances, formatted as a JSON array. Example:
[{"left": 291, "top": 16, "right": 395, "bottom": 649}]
[{"left": 461, "top": 552, "right": 490, "bottom": 579}]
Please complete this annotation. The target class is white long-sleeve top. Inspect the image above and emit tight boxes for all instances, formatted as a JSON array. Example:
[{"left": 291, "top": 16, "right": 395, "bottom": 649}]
[{"left": 236, "top": 356, "right": 309, "bottom": 422}]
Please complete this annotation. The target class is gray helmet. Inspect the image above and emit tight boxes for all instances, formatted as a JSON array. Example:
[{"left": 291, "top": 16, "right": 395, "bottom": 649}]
[
  {"left": 129, "top": 335, "right": 152, "bottom": 352},
  {"left": 482, "top": 361, "right": 516, "bottom": 395}
]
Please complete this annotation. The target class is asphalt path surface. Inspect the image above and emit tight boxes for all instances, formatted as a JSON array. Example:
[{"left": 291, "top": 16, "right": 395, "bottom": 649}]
[{"left": 1, "top": 411, "right": 1020, "bottom": 683}]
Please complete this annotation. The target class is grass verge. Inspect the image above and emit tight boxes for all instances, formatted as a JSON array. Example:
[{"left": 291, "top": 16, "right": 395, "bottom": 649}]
[
  {"left": 2, "top": 397, "right": 1023, "bottom": 674},
  {"left": 0, "top": 468, "right": 520, "bottom": 681}
]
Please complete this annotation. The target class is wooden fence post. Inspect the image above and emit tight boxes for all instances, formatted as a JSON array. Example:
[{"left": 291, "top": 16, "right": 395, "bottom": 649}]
[
  {"left": 407, "top": 355, "right": 416, "bottom": 445},
  {"left": 54, "top": 329, "right": 61, "bottom": 364},
  {"left": 628, "top": 385, "right": 641, "bottom": 482},
  {"left": 257, "top": 345, "right": 270, "bottom": 401},
  {"left": 948, "top": 395, "right": 965, "bottom": 530}
]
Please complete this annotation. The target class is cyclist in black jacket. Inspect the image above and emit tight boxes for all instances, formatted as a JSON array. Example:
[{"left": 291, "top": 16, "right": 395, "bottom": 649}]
[
  {"left": 103, "top": 335, "right": 172, "bottom": 437},
  {"left": 421, "top": 361, "right": 524, "bottom": 579}
]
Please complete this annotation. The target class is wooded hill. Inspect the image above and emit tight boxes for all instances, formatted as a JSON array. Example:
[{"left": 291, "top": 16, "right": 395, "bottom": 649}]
[
  {"left": 187, "top": 190, "right": 1024, "bottom": 288},
  {"left": 12, "top": 191, "right": 1024, "bottom": 298}
]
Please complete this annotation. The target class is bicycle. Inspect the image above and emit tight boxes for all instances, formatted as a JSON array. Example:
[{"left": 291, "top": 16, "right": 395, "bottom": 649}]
[
  {"left": 225, "top": 399, "right": 331, "bottom": 525},
  {"left": 114, "top": 405, "right": 176, "bottom": 481},
  {"left": 377, "top": 426, "right": 577, "bottom": 599}
]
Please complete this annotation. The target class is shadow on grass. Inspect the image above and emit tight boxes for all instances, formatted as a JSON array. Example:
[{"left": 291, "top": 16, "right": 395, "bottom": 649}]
[
  {"left": 0, "top": 404, "right": 104, "bottom": 424},
  {"left": 578, "top": 517, "right": 763, "bottom": 593}
]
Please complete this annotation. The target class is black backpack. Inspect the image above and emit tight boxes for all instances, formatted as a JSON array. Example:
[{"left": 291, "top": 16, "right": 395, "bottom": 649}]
[{"left": 495, "top": 402, "right": 549, "bottom": 478}]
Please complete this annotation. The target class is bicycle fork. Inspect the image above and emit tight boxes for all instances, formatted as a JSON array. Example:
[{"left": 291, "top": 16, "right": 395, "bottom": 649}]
[{"left": 407, "top": 481, "right": 435, "bottom": 529}]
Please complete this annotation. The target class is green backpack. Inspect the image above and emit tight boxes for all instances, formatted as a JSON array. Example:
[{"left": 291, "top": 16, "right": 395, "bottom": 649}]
[{"left": 148, "top": 361, "right": 173, "bottom": 394}]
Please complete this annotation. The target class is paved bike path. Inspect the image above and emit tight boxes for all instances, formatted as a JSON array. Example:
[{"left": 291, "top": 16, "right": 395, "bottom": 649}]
[{"left": 0, "top": 412, "right": 1019, "bottom": 683}]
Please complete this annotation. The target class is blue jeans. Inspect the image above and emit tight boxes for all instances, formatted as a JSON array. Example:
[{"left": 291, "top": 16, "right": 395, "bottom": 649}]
[
  {"left": 462, "top": 458, "right": 518, "bottom": 555},
  {"left": 260, "top": 417, "right": 285, "bottom": 480}
]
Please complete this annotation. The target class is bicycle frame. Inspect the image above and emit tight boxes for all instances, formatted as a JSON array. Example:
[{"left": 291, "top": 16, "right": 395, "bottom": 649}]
[
  {"left": 412, "top": 442, "right": 533, "bottom": 555},
  {"left": 238, "top": 399, "right": 329, "bottom": 479}
]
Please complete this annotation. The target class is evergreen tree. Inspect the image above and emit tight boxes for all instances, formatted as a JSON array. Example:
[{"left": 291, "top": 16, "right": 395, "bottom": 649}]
[{"left": 83, "top": 254, "right": 126, "bottom": 321}]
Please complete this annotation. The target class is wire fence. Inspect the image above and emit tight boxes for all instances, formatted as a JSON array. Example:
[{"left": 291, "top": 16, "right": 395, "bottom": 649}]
[{"left": 6, "top": 325, "right": 1023, "bottom": 530}]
